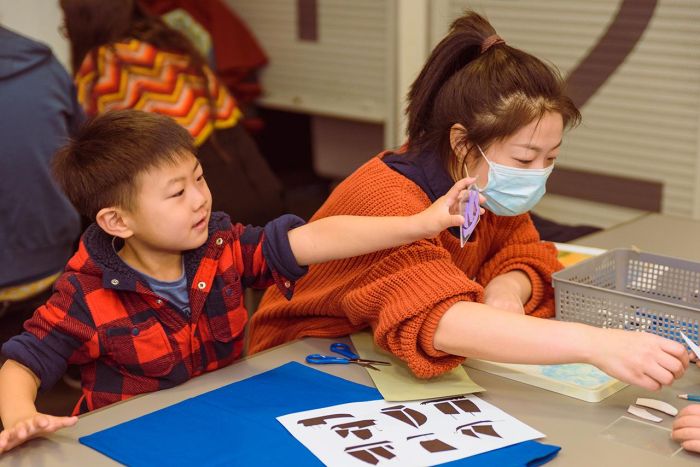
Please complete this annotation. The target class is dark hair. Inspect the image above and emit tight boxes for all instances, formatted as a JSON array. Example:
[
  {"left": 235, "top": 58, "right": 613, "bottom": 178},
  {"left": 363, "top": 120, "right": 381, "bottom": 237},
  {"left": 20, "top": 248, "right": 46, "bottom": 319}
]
[
  {"left": 53, "top": 110, "right": 195, "bottom": 220},
  {"left": 59, "top": 0, "right": 206, "bottom": 75},
  {"left": 406, "top": 11, "right": 581, "bottom": 179}
]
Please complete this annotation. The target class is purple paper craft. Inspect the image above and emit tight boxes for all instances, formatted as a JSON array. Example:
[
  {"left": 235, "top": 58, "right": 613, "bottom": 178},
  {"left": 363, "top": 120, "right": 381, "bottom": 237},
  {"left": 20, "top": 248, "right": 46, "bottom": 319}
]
[{"left": 461, "top": 188, "right": 480, "bottom": 241}]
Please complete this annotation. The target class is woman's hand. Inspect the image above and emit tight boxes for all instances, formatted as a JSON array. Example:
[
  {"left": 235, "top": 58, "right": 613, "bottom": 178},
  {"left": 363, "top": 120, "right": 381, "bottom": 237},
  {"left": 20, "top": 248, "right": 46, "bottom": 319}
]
[{"left": 588, "top": 328, "right": 689, "bottom": 390}]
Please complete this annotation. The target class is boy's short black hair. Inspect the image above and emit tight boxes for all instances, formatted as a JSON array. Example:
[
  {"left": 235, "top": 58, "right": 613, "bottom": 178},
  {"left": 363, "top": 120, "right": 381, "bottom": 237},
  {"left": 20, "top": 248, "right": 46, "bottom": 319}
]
[{"left": 53, "top": 109, "right": 195, "bottom": 219}]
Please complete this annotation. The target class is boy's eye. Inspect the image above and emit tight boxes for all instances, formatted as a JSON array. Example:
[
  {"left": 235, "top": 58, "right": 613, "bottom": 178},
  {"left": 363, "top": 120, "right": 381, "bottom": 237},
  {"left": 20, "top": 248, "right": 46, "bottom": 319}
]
[
  {"left": 196, "top": 174, "right": 204, "bottom": 181},
  {"left": 171, "top": 189, "right": 185, "bottom": 198}
]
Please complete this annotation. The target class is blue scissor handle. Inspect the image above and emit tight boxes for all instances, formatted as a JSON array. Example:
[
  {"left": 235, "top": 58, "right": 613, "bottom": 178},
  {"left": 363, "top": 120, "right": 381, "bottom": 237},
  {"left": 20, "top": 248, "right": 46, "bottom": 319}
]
[
  {"left": 306, "top": 354, "right": 350, "bottom": 365},
  {"left": 330, "top": 343, "right": 359, "bottom": 360}
]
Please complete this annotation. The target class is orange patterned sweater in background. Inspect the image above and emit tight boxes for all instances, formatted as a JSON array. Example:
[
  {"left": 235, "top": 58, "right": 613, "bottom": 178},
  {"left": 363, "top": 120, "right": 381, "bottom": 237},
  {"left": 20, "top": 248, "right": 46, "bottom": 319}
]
[
  {"left": 248, "top": 154, "right": 563, "bottom": 378},
  {"left": 75, "top": 39, "right": 241, "bottom": 146}
]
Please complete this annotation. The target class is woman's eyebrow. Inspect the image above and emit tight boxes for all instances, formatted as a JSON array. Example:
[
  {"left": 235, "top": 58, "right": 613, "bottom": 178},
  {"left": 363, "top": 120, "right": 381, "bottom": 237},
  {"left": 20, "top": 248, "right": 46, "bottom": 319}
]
[{"left": 513, "top": 140, "right": 562, "bottom": 152}]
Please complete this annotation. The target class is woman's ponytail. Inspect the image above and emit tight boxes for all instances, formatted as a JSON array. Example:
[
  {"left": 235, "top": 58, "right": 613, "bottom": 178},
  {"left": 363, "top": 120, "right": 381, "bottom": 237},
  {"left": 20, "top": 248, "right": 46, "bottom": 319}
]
[
  {"left": 406, "top": 13, "right": 497, "bottom": 142},
  {"left": 405, "top": 10, "right": 580, "bottom": 179}
]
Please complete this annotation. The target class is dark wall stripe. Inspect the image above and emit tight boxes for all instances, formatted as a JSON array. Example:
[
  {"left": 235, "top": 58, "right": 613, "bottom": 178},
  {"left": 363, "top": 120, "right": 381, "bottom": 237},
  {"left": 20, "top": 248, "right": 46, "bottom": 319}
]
[
  {"left": 558, "top": 0, "right": 660, "bottom": 209},
  {"left": 548, "top": 167, "right": 662, "bottom": 212},
  {"left": 298, "top": 0, "right": 318, "bottom": 42},
  {"left": 564, "top": 0, "right": 658, "bottom": 108}
]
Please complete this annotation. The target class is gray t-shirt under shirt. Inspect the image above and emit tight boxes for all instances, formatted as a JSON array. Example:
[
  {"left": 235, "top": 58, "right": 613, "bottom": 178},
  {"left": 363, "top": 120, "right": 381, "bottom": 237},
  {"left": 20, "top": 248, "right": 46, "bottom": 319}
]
[{"left": 144, "top": 266, "right": 191, "bottom": 318}]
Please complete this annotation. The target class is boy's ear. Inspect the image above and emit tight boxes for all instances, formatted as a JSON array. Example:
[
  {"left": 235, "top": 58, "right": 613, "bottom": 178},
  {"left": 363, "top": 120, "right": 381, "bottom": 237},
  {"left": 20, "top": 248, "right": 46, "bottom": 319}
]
[
  {"left": 95, "top": 207, "right": 134, "bottom": 239},
  {"left": 449, "top": 124, "right": 468, "bottom": 158}
]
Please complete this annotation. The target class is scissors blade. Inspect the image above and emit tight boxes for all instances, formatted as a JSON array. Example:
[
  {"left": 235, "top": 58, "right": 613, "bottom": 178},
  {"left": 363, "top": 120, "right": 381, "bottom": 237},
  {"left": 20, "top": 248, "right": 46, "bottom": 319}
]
[
  {"left": 355, "top": 362, "right": 380, "bottom": 371},
  {"left": 355, "top": 359, "right": 391, "bottom": 366}
]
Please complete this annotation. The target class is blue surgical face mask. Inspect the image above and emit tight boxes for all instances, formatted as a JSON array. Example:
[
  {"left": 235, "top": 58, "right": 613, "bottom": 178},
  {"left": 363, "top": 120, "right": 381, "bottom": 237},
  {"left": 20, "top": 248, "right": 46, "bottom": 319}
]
[{"left": 475, "top": 145, "right": 553, "bottom": 216}]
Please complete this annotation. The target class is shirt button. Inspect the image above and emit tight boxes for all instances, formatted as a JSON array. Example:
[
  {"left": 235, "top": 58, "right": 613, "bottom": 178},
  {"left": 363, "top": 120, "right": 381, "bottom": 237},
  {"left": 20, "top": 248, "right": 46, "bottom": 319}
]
[
  {"left": 284, "top": 280, "right": 291, "bottom": 288},
  {"left": 111, "top": 279, "right": 119, "bottom": 286},
  {"left": 197, "top": 281, "right": 207, "bottom": 290},
  {"left": 215, "top": 237, "right": 223, "bottom": 246},
  {"left": 156, "top": 299, "right": 163, "bottom": 305},
  {"left": 131, "top": 327, "right": 140, "bottom": 336}
]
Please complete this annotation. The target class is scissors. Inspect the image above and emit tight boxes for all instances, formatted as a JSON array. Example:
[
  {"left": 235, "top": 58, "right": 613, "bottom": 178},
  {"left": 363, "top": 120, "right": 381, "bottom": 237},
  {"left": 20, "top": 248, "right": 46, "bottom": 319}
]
[{"left": 306, "top": 343, "right": 391, "bottom": 371}]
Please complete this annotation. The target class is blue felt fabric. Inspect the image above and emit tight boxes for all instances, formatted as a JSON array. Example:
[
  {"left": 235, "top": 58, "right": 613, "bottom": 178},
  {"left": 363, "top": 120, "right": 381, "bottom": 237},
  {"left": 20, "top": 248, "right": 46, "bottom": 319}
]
[{"left": 80, "top": 362, "right": 560, "bottom": 466}]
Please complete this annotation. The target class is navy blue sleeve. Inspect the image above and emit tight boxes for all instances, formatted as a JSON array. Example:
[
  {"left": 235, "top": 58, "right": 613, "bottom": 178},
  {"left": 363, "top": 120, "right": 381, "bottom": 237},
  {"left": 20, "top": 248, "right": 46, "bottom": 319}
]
[
  {"left": 1, "top": 332, "right": 69, "bottom": 392},
  {"left": 262, "top": 214, "right": 309, "bottom": 282}
]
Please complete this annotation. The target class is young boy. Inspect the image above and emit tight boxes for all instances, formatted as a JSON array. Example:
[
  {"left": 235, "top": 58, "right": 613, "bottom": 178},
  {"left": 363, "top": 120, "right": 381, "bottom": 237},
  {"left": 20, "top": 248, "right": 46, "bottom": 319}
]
[{"left": 0, "top": 110, "right": 475, "bottom": 452}]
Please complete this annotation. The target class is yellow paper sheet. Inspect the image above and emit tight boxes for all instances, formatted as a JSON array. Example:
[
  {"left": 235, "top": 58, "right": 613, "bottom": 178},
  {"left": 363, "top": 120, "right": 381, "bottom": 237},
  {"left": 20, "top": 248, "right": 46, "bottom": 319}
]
[
  {"left": 350, "top": 331, "right": 484, "bottom": 401},
  {"left": 557, "top": 251, "right": 593, "bottom": 267}
]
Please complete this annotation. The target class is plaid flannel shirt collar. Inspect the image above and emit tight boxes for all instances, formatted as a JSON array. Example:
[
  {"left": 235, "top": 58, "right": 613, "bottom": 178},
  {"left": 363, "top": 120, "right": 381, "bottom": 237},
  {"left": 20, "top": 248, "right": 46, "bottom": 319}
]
[{"left": 82, "top": 212, "right": 233, "bottom": 292}]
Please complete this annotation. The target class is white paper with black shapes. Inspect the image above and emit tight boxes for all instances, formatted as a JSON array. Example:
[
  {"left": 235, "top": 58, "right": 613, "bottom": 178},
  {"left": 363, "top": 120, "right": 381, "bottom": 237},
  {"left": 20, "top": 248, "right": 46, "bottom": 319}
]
[{"left": 277, "top": 394, "right": 545, "bottom": 467}]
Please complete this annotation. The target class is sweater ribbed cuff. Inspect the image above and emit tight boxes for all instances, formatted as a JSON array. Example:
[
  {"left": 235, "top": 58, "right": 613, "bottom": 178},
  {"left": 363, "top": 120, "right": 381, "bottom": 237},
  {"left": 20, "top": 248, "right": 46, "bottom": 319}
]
[
  {"left": 496, "top": 263, "right": 544, "bottom": 315},
  {"left": 418, "top": 294, "right": 474, "bottom": 359}
]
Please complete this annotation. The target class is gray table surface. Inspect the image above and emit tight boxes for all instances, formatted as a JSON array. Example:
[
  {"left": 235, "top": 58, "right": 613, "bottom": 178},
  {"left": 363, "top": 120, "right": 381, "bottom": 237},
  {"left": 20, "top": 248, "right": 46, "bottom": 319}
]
[
  {"left": 2, "top": 337, "right": 700, "bottom": 466},
  {"left": 573, "top": 213, "right": 700, "bottom": 261}
]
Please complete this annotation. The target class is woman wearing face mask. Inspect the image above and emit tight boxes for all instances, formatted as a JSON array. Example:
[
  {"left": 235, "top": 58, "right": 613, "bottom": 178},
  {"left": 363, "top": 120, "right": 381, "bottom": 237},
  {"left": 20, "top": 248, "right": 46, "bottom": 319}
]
[{"left": 248, "top": 11, "right": 689, "bottom": 390}]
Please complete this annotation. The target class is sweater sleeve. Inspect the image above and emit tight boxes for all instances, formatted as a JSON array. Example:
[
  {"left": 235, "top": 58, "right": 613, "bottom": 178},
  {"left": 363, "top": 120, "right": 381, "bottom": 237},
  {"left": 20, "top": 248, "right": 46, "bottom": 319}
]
[
  {"left": 339, "top": 240, "right": 485, "bottom": 379},
  {"left": 475, "top": 213, "right": 562, "bottom": 317},
  {"left": 1, "top": 273, "right": 98, "bottom": 391},
  {"left": 232, "top": 215, "right": 308, "bottom": 299},
  {"left": 75, "top": 50, "right": 99, "bottom": 118}
]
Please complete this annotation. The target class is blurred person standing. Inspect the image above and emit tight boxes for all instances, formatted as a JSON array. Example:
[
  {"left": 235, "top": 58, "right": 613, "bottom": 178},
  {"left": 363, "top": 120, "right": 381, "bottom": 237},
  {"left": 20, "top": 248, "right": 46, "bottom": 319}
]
[
  {"left": 0, "top": 26, "right": 82, "bottom": 324},
  {"left": 59, "top": 0, "right": 285, "bottom": 226}
]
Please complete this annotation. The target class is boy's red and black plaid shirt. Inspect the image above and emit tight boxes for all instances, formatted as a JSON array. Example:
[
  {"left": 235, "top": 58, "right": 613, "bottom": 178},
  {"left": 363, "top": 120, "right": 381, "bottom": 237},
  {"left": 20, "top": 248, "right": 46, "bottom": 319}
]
[{"left": 2, "top": 212, "right": 307, "bottom": 414}]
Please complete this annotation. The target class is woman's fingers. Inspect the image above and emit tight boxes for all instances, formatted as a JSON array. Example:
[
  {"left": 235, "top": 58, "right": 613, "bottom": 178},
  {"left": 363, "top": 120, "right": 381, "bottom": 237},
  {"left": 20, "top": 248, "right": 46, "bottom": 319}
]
[
  {"left": 660, "top": 339, "right": 690, "bottom": 367},
  {"left": 623, "top": 371, "right": 660, "bottom": 391},
  {"left": 643, "top": 363, "right": 674, "bottom": 388},
  {"left": 656, "top": 351, "right": 687, "bottom": 379}
]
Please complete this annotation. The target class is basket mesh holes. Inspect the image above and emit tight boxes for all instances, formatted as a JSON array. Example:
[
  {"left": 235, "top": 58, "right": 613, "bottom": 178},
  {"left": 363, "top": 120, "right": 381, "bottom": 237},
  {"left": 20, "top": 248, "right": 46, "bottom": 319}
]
[{"left": 555, "top": 249, "right": 700, "bottom": 344}]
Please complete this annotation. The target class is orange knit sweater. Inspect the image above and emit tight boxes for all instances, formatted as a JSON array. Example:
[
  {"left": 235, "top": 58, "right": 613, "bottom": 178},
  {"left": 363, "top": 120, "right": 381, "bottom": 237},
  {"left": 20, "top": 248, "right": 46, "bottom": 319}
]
[{"left": 248, "top": 154, "right": 562, "bottom": 378}]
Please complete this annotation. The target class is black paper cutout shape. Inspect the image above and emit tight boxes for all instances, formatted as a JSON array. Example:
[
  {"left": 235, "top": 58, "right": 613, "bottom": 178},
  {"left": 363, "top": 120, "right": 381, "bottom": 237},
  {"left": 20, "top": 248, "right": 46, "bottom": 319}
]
[
  {"left": 406, "top": 433, "right": 457, "bottom": 453},
  {"left": 345, "top": 440, "right": 396, "bottom": 465},
  {"left": 298, "top": 413, "right": 353, "bottom": 427},
  {"left": 332, "top": 419, "right": 377, "bottom": 440},
  {"left": 456, "top": 420, "right": 502, "bottom": 439},
  {"left": 422, "top": 395, "right": 481, "bottom": 415},
  {"left": 381, "top": 405, "right": 427, "bottom": 427}
]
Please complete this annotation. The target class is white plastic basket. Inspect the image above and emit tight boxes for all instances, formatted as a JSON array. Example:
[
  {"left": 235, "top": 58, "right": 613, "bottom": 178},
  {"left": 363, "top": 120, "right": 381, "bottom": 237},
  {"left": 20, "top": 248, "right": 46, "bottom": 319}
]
[{"left": 552, "top": 248, "right": 700, "bottom": 345}]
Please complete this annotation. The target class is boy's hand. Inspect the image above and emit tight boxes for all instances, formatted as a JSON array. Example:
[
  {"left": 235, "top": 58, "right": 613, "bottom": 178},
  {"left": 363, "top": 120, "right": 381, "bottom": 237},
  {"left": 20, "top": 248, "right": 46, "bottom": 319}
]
[
  {"left": 0, "top": 412, "right": 78, "bottom": 453},
  {"left": 588, "top": 328, "right": 689, "bottom": 391},
  {"left": 415, "top": 177, "right": 484, "bottom": 238}
]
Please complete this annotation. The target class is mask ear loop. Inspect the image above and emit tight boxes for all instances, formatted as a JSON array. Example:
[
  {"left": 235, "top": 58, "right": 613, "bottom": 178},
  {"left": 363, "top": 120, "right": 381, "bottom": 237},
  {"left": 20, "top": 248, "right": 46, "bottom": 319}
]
[{"left": 471, "top": 145, "right": 491, "bottom": 191}]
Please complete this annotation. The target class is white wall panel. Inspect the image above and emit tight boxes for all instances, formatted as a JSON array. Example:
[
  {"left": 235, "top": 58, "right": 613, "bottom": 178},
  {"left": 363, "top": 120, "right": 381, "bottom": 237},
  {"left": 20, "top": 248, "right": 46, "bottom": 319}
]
[
  {"left": 227, "top": 0, "right": 392, "bottom": 122},
  {"left": 439, "top": 0, "right": 700, "bottom": 218}
]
